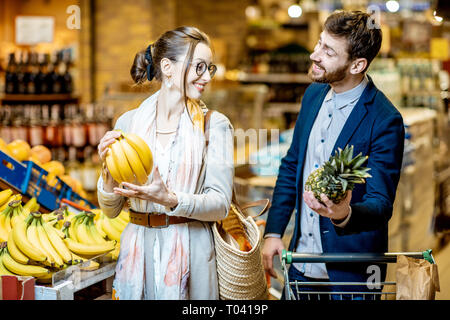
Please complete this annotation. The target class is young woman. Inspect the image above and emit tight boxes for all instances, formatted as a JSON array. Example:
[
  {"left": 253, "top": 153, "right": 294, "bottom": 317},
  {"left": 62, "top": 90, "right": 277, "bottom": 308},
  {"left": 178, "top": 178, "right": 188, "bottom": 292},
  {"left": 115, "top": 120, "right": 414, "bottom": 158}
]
[{"left": 96, "top": 26, "right": 234, "bottom": 300}]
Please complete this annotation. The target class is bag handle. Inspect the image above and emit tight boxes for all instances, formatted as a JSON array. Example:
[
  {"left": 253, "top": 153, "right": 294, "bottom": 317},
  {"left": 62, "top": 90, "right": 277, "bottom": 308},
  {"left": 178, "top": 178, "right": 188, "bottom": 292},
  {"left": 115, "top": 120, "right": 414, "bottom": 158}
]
[{"left": 240, "top": 199, "right": 271, "bottom": 218}]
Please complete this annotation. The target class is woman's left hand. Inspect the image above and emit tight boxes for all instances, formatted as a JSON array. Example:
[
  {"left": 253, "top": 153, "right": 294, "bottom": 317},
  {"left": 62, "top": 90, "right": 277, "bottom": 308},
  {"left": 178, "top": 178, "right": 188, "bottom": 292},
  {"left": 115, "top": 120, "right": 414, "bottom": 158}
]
[{"left": 113, "top": 166, "right": 179, "bottom": 208}]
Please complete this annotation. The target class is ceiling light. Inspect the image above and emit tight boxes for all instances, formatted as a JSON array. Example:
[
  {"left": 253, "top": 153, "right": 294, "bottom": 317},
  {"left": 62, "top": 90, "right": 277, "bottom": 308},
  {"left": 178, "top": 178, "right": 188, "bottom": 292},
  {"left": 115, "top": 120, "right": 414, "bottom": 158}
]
[{"left": 288, "top": 4, "right": 302, "bottom": 18}]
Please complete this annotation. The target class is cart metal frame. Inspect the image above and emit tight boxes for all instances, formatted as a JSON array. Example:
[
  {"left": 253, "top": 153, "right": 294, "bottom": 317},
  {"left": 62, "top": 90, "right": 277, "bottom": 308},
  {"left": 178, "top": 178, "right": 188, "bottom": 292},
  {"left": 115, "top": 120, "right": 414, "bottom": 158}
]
[{"left": 281, "top": 249, "right": 435, "bottom": 300}]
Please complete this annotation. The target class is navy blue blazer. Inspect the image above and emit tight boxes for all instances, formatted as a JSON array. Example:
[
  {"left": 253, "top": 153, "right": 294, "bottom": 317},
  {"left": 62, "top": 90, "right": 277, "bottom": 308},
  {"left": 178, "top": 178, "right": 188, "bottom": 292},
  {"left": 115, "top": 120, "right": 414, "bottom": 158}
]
[{"left": 264, "top": 77, "right": 405, "bottom": 283}]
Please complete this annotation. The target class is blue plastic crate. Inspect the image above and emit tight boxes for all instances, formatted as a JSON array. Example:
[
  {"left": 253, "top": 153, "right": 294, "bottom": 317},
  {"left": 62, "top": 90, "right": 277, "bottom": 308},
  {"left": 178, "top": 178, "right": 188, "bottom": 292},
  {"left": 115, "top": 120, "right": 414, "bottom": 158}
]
[
  {"left": 0, "top": 150, "right": 29, "bottom": 193},
  {"left": 0, "top": 149, "right": 97, "bottom": 211},
  {"left": 22, "top": 160, "right": 71, "bottom": 211}
]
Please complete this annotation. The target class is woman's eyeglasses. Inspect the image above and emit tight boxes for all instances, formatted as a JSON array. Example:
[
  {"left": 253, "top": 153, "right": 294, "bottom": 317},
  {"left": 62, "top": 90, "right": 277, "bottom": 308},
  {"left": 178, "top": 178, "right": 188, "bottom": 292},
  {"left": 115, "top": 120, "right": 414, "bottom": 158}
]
[{"left": 195, "top": 61, "right": 217, "bottom": 78}]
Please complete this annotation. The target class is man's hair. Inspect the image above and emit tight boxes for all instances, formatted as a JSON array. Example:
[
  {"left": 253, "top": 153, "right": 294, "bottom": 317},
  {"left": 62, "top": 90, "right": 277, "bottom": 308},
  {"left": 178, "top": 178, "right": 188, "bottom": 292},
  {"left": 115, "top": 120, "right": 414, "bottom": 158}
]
[{"left": 324, "top": 11, "right": 382, "bottom": 70}]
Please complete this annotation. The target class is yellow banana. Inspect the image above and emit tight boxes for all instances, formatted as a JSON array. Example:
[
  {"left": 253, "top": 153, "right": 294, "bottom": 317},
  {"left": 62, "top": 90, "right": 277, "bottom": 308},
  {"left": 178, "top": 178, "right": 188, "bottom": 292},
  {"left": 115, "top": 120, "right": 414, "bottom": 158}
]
[
  {"left": 118, "top": 210, "right": 130, "bottom": 223},
  {"left": 28, "top": 218, "right": 54, "bottom": 267},
  {"left": 4, "top": 211, "right": 12, "bottom": 234},
  {"left": 70, "top": 251, "right": 100, "bottom": 270},
  {"left": 0, "top": 194, "right": 18, "bottom": 212},
  {"left": 0, "top": 189, "right": 13, "bottom": 207},
  {"left": 68, "top": 216, "right": 81, "bottom": 241},
  {"left": 64, "top": 238, "right": 116, "bottom": 256},
  {"left": 109, "top": 216, "right": 127, "bottom": 232},
  {"left": 2, "top": 249, "right": 49, "bottom": 277},
  {"left": 0, "top": 250, "right": 16, "bottom": 275},
  {"left": 106, "top": 243, "right": 121, "bottom": 261},
  {"left": 52, "top": 225, "right": 66, "bottom": 239},
  {"left": 119, "top": 139, "right": 149, "bottom": 185},
  {"left": 111, "top": 139, "right": 135, "bottom": 183},
  {"left": 23, "top": 197, "right": 37, "bottom": 216},
  {"left": 42, "top": 222, "right": 72, "bottom": 264},
  {"left": 101, "top": 217, "right": 122, "bottom": 241},
  {"left": 36, "top": 271, "right": 54, "bottom": 284},
  {"left": 95, "top": 219, "right": 108, "bottom": 239},
  {"left": 87, "top": 219, "right": 108, "bottom": 245},
  {"left": 13, "top": 218, "right": 47, "bottom": 262},
  {"left": 0, "top": 213, "right": 8, "bottom": 242},
  {"left": 7, "top": 231, "right": 29, "bottom": 265},
  {"left": 76, "top": 216, "right": 96, "bottom": 245},
  {"left": 36, "top": 219, "right": 64, "bottom": 268},
  {"left": 105, "top": 148, "right": 125, "bottom": 184},
  {"left": 122, "top": 132, "right": 153, "bottom": 175}
]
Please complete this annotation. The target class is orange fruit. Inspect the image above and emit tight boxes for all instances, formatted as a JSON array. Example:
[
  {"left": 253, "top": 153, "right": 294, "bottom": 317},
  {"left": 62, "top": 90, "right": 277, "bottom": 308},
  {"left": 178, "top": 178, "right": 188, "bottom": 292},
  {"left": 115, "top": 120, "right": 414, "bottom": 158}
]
[
  {"left": 42, "top": 160, "right": 65, "bottom": 176},
  {"left": 30, "top": 145, "right": 52, "bottom": 164},
  {"left": 7, "top": 139, "right": 31, "bottom": 161}
]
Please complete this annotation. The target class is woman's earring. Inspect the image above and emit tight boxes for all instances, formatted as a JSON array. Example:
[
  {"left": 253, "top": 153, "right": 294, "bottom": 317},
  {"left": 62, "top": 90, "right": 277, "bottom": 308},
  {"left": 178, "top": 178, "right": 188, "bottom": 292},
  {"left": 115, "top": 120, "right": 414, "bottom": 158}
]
[{"left": 165, "top": 75, "right": 173, "bottom": 88}]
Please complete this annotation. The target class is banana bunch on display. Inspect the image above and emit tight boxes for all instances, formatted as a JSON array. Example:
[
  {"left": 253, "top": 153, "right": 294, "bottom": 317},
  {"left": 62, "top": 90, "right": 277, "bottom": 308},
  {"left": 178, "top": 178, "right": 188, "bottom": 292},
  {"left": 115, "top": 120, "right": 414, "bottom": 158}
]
[
  {"left": 0, "top": 194, "right": 42, "bottom": 242},
  {"left": 62, "top": 212, "right": 116, "bottom": 259},
  {"left": 105, "top": 130, "right": 153, "bottom": 185},
  {"left": 94, "top": 209, "right": 129, "bottom": 242},
  {"left": 0, "top": 242, "right": 49, "bottom": 279}
]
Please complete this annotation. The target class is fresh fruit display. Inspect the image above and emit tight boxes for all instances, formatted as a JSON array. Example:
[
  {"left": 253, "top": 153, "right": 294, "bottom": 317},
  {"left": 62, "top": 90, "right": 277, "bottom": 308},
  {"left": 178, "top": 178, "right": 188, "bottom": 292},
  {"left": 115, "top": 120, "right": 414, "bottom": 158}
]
[
  {"left": 305, "top": 145, "right": 372, "bottom": 204},
  {"left": 105, "top": 130, "right": 153, "bottom": 185},
  {"left": 0, "top": 209, "right": 122, "bottom": 282}
]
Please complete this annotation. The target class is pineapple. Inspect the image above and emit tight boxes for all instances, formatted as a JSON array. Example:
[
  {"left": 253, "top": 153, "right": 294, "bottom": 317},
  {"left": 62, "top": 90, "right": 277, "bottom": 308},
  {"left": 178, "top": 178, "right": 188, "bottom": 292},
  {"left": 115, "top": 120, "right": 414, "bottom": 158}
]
[{"left": 305, "top": 145, "right": 372, "bottom": 204}]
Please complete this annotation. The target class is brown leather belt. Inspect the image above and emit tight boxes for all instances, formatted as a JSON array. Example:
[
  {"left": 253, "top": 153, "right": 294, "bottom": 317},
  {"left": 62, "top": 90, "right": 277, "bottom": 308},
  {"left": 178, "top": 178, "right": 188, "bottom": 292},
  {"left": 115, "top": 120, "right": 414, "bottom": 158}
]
[{"left": 129, "top": 208, "right": 195, "bottom": 228}]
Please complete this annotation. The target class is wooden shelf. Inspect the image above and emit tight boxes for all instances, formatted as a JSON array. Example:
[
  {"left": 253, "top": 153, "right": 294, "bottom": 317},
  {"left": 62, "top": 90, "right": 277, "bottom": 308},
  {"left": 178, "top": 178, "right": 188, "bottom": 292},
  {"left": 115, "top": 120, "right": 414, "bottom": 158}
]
[
  {"left": 237, "top": 72, "right": 311, "bottom": 84},
  {"left": 0, "top": 93, "right": 79, "bottom": 103}
]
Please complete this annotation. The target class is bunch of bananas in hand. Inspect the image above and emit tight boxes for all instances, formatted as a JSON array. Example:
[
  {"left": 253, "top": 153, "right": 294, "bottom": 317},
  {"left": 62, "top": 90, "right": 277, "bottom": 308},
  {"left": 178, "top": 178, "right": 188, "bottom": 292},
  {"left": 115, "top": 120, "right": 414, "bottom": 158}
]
[
  {"left": 105, "top": 130, "right": 153, "bottom": 185},
  {"left": 62, "top": 211, "right": 117, "bottom": 260}
]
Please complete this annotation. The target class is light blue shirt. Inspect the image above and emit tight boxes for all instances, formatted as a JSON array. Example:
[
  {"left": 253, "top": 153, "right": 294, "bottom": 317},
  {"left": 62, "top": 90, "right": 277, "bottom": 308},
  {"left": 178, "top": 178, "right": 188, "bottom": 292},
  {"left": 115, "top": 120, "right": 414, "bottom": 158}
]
[{"left": 294, "top": 76, "right": 369, "bottom": 278}]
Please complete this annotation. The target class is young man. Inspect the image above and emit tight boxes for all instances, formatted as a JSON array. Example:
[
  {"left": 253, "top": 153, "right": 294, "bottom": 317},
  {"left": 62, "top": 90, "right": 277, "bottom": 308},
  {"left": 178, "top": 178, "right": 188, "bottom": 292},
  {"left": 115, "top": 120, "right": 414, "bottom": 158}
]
[{"left": 262, "top": 11, "right": 405, "bottom": 299}]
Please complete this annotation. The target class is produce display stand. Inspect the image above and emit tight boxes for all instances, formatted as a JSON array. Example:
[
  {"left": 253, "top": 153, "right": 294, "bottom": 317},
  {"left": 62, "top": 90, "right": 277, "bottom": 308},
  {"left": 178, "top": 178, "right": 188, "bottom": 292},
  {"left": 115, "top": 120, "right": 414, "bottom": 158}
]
[{"left": 34, "top": 254, "right": 116, "bottom": 300}]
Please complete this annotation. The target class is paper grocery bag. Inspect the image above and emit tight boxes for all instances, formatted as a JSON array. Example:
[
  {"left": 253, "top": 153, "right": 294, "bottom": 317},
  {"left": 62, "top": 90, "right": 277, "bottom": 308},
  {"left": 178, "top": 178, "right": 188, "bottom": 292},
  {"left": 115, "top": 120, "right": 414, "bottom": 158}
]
[{"left": 396, "top": 255, "right": 440, "bottom": 300}]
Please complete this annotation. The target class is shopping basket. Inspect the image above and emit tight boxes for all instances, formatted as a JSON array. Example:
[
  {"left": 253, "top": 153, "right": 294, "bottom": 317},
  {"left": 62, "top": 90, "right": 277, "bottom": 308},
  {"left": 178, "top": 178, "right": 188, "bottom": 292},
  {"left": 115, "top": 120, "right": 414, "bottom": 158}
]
[{"left": 281, "top": 249, "right": 435, "bottom": 300}]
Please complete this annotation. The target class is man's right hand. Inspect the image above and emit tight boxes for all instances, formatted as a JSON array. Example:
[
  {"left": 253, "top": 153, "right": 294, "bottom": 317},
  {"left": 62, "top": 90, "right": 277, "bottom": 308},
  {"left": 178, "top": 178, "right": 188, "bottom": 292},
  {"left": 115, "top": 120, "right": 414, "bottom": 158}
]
[{"left": 262, "top": 237, "right": 285, "bottom": 279}]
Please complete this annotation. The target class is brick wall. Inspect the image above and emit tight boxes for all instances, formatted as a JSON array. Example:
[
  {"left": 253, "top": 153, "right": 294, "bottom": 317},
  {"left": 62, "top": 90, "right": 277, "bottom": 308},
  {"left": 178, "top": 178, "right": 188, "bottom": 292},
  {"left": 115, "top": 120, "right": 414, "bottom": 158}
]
[{"left": 91, "top": 0, "right": 250, "bottom": 101}]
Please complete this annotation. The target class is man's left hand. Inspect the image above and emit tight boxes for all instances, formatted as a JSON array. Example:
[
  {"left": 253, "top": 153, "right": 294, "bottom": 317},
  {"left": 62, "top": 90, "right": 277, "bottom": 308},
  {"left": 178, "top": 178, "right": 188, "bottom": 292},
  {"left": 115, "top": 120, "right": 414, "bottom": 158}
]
[{"left": 303, "top": 190, "right": 352, "bottom": 221}]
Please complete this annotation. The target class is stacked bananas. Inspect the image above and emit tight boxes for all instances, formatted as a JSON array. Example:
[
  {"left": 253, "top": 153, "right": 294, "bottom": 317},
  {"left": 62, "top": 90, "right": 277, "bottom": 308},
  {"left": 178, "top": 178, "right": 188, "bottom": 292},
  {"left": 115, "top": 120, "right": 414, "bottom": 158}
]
[
  {"left": 0, "top": 211, "right": 70, "bottom": 282},
  {"left": 0, "top": 193, "right": 39, "bottom": 242},
  {"left": 105, "top": 130, "right": 153, "bottom": 185},
  {"left": 61, "top": 211, "right": 116, "bottom": 259}
]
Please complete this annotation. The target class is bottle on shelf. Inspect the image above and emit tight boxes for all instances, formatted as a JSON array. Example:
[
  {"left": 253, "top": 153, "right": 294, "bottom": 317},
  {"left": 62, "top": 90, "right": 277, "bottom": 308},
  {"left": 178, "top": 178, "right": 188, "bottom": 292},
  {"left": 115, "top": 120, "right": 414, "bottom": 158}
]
[
  {"left": 16, "top": 52, "right": 27, "bottom": 94},
  {"left": 5, "top": 53, "right": 18, "bottom": 94},
  {"left": 28, "top": 105, "right": 45, "bottom": 147}
]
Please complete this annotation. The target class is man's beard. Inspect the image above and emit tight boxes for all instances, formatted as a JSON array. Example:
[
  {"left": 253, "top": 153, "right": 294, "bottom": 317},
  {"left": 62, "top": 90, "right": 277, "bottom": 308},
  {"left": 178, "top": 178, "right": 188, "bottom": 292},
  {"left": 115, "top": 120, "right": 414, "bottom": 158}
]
[{"left": 308, "top": 62, "right": 350, "bottom": 83}]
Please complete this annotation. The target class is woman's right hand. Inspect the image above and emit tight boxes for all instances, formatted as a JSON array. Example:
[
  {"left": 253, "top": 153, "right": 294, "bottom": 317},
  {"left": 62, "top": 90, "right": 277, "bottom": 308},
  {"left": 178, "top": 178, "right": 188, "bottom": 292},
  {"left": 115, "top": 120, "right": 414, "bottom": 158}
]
[
  {"left": 98, "top": 130, "right": 122, "bottom": 192},
  {"left": 98, "top": 130, "right": 121, "bottom": 162}
]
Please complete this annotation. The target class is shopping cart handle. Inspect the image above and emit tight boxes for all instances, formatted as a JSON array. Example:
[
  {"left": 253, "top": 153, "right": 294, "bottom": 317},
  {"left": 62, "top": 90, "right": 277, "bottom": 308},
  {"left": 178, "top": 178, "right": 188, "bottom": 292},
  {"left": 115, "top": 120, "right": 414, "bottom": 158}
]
[{"left": 281, "top": 251, "right": 433, "bottom": 264}]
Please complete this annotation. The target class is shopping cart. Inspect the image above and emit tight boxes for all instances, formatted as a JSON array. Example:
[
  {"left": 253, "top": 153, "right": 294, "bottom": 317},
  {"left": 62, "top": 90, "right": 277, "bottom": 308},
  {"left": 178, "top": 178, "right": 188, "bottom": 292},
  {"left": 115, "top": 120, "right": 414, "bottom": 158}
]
[{"left": 281, "top": 249, "right": 435, "bottom": 300}]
